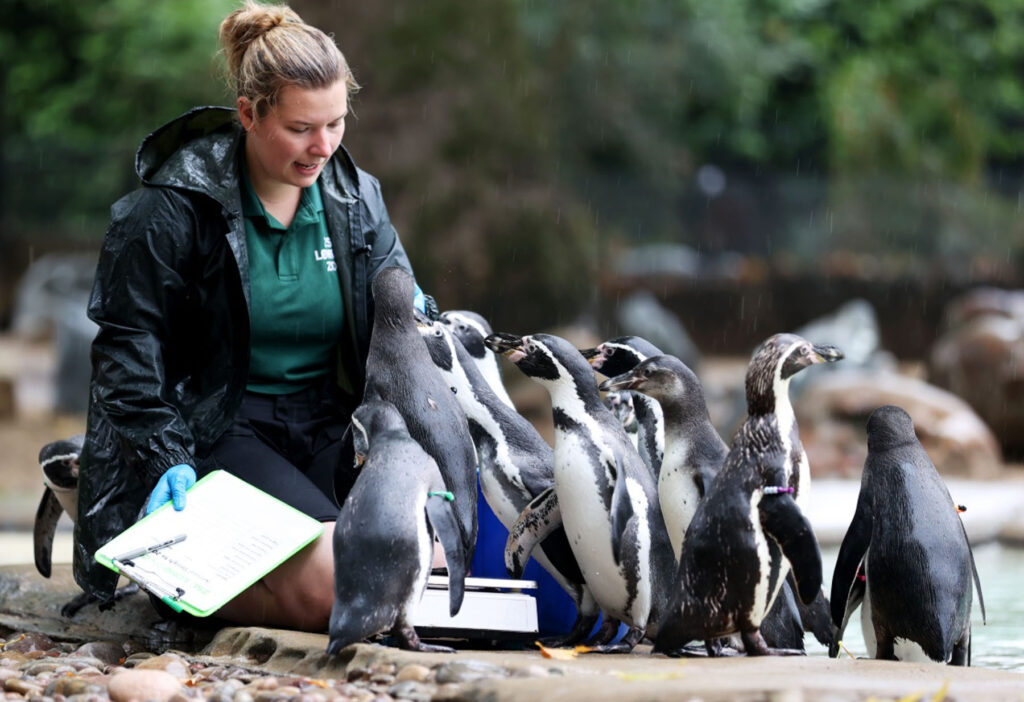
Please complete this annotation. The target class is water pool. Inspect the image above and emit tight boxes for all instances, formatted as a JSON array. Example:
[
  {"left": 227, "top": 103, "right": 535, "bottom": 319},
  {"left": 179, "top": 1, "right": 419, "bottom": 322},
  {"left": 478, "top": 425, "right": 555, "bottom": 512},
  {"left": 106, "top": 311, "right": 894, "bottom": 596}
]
[{"left": 809, "top": 543, "right": 1024, "bottom": 671}]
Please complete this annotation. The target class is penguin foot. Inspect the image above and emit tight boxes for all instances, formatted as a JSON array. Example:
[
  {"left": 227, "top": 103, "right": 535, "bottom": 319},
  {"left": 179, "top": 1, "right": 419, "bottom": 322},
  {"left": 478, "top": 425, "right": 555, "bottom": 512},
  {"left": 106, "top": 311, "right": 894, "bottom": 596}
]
[
  {"left": 583, "top": 625, "right": 644, "bottom": 654},
  {"left": 394, "top": 623, "right": 456, "bottom": 654},
  {"left": 740, "top": 630, "right": 770, "bottom": 656},
  {"left": 765, "top": 647, "right": 806, "bottom": 657},
  {"left": 584, "top": 617, "right": 623, "bottom": 646},
  {"left": 60, "top": 592, "right": 98, "bottom": 619},
  {"left": 538, "top": 612, "right": 600, "bottom": 648}
]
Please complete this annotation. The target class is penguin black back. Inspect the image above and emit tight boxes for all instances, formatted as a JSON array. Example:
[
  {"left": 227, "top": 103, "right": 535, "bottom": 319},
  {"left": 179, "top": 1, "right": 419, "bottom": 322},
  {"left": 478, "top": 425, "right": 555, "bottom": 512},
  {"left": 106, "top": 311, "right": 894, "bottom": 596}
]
[
  {"left": 365, "top": 267, "right": 478, "bottom": 560},
  {"left": 831, "top": 404, "right": 980, "bottom": 664}
]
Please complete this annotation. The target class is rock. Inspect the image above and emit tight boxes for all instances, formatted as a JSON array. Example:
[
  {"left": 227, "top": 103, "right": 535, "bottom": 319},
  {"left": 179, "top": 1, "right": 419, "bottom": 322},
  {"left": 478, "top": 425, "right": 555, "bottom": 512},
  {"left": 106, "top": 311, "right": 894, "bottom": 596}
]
[
  {"left": 3, "top": 677, "right": 43, "bottom": 696},
  {"left": 22, "top": 660, "right": 63, "bottom": 675},
  {"left": 108, "top": 669, "right": 183, "bottom": 702},
  {"left": 63, "top": 655, "right": 109, "bottom": 671},
  {"left": 134, "top": 652, "right": 190, "bottom": 679},
  {"left": 45, "top": 675, "right": 108, "bottom": 696},
  {"left": 509, "top": 664, "right": 552, "bottom": 679},
  {"left": 929, "top": 287, "right": 1024, "bottom": 460},
  {"left": 123, "top": 652, "right": 157, "bottom": 667},
  {"left": 434, "top": 660, "right": 506, "bottom": 684},
  {"left": 387, "top": 680, "right": 433, "bottom": 701},
  {"left": 797, "top": 369, "right": 1003, "bottom": 478},
  {"left": 74, "top": 642, "right": 126, "bottom": 667},
  {"left": 393, "top": 664, "right": 431, "bottom": 683},
  {"left": 615, "top": 289, "right": 702, "bottom": 371},
  {"left": 1, "top": 632, "right": 56, "bottom": 653}
]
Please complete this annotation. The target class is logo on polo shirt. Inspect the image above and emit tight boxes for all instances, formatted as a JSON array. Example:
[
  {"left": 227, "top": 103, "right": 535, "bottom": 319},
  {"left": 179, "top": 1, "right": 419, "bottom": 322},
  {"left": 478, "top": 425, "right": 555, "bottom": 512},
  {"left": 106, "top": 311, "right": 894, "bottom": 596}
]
[{"left": 315, "top": 236, "right": 336, "bottom": 272}]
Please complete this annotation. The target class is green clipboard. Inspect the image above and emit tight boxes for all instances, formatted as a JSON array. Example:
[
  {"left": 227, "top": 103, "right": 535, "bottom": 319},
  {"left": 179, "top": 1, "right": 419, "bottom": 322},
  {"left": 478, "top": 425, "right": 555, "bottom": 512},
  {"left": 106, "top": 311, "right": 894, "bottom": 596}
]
[{"left": 96, "top": 470, "right": 324, "bottom": 617}]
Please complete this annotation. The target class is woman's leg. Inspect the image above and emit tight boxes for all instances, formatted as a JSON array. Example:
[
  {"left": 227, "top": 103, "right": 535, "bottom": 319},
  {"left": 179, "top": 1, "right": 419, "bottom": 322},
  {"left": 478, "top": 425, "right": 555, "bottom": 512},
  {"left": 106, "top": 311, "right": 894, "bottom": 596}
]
[
  {"left": 215, "top": 522, "right": 336, "bottom": 631},
  {"left": 204, "top": 392, "right": 341, "bottom": 631}
]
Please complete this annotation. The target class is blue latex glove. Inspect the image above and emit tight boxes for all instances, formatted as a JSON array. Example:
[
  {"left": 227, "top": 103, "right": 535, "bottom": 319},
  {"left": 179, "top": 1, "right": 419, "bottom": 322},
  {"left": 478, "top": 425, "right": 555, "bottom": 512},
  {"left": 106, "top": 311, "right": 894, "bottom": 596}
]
[
  {"left": 145, "top": 464, "right": 197, "bottom": 514},
  {"left": 413, "top": 284, "right": 426, "bottom": 314}
]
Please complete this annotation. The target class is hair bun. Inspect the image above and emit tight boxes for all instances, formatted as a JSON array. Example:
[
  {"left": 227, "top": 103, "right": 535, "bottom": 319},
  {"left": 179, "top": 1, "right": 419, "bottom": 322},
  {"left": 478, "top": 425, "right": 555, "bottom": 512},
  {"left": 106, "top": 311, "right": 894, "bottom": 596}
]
[{"left": 219, "top": 1, "right": 304, "bottom": 80}]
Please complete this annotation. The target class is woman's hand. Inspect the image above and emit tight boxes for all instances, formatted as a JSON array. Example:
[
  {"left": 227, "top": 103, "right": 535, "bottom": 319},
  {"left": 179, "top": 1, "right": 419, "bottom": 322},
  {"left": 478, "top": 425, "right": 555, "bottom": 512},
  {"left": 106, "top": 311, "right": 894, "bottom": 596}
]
[{"left": 145, "top": 464, "right": 197, "bottom": 514}]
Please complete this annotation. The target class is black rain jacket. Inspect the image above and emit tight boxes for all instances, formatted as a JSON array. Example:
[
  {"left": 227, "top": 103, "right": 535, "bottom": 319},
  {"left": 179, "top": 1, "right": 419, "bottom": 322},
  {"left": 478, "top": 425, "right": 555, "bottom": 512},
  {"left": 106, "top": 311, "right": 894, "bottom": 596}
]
[{"left": 74, "top": 106, "right": 420, "bottom": 600}]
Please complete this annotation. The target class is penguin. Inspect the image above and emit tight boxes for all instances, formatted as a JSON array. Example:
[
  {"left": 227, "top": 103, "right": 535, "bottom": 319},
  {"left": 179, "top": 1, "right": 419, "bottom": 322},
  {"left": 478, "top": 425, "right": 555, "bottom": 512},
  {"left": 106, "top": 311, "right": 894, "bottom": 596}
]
[
  {"left": 417, "top": 321, "right": 600, "bottom": 646},
  {"left": 580, "top": 336, "right": 665, "bottom": 480},
  {"left": 439, "top": 309, "right": 515, "bottom": 408},
  {"left": 34, "top": 435, "right": 84, "bottom": 578},
  {"left": 653, "top": 333, "right": 840, "bottom": 656},
  {"left": 364, "top": 266, "right": 478, "bottom": 562},
  {"left": 830, "top": 404, "right": 985, "bottom": 665},
  {"left": 597, "top": 354, "right": 726, "bottom": 561},
  {"left": 327, "top": 399, "right": 467, "bottom": 654},
  {"left": 485, "top": 331, "right": 677, "bottom": 652},
  {"left": 604, "top": 390, "right": 640, "bottom": 449},
  {"left": 33, "top": 435, "right": 140, "bottom": 618}
]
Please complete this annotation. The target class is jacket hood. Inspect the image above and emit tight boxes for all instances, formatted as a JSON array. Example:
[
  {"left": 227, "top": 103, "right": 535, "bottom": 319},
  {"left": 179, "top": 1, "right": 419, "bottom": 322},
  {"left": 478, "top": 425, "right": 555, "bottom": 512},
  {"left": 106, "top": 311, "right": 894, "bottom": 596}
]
[
  {"left": 136, "top": 106, "right": 241, "bottom": 207},
  {"left": 135, "top": 105, "right": 361, "bottom": 210}
]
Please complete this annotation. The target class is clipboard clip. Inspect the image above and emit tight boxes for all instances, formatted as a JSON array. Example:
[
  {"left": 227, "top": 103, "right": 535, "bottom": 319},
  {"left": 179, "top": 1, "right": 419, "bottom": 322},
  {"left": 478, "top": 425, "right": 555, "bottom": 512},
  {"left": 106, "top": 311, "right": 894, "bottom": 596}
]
[{"left": 115, "top": 533, "right": 187, "bottom": 566}]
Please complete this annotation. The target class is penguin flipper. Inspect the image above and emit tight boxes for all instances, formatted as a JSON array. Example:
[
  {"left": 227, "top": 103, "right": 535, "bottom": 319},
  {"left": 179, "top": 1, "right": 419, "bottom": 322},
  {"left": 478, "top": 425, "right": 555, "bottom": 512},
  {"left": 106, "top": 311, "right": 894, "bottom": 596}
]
[
  {"left": 759, "top": 494, "right": 822, "bottom": 605},
  {"left": 830, "top": 490, "right": 872, "bottom": 628},
  {"left": 33, "top": 487, "right": 63, "bottom": 578},
  {"left": 609, "top": 455, "right": 633, "bottom": 565},
  {"left": 959, "top": 519, "right": 986, "bottom": 625},
  {"left": 425, "top": 495, "right": 467, "bottom": 616},
  {"left": 505, "top": 487, "right": 561, "bottom": 578},
  {"left": 793, "top": 577, "right": 835, "bottom": 649}
]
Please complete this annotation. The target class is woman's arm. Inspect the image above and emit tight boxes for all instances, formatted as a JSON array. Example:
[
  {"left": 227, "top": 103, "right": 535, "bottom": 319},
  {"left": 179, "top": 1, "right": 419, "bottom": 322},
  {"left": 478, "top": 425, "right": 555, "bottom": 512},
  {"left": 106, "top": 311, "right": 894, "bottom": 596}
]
[{"left": 88, "top": 188, "right": 199, "bottom": 484}]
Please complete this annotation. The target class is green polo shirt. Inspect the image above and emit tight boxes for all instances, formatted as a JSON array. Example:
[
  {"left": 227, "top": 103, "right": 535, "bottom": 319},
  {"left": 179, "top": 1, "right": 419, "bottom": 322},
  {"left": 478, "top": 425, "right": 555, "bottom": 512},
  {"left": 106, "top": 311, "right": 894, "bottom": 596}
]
[{"left": 241, "top": 166, "right": 343, "bottom": 394}]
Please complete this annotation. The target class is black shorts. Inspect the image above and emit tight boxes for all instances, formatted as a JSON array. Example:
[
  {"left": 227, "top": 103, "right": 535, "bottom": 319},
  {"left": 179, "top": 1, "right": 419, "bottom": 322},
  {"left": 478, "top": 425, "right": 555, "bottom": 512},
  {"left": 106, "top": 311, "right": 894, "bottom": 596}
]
[{"left": 203, "top": 380, "right": 356, "bottom": 522}]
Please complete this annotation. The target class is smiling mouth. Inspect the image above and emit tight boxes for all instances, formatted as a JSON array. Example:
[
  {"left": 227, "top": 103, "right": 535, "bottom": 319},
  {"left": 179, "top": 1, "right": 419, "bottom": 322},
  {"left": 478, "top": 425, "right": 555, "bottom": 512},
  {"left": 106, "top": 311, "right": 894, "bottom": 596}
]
[{"left": 296, "top": 161, "right": 322, "bottom": 171}]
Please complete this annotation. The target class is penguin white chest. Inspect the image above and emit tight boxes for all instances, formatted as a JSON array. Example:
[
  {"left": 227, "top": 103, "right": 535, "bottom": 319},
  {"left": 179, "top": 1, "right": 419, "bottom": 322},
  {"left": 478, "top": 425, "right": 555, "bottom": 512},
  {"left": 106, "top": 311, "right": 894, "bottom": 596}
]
[
  {"left": 552, "top": 429, "right": 634, "bottom": 618},
  {"left": 658, "top": 438, "right": 702, "bottom": 559},
  {"left": 747, "top": 492, "right": 772, "bottom": 626}
]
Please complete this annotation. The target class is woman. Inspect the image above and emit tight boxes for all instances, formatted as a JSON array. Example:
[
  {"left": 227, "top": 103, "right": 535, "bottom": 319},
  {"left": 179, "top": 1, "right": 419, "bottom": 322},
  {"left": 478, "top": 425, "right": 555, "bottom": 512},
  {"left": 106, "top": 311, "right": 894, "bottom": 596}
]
[{"left": 74, "top": 1, "right": 431, "bottom": 631}]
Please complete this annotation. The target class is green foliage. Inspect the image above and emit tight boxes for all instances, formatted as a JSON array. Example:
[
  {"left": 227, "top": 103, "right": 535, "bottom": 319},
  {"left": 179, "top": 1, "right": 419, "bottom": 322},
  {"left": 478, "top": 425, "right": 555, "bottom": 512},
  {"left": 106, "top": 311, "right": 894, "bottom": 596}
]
[{"left": 1, "top": 0, "right": 236, "bottom": 238}]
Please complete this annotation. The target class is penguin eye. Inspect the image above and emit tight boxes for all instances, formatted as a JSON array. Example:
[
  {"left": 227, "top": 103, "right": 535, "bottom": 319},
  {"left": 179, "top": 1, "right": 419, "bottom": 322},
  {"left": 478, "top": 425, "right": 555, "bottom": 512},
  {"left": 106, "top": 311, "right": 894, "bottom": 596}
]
[{"left": 433, "top": 328, "right": 444, "bottom": 337}]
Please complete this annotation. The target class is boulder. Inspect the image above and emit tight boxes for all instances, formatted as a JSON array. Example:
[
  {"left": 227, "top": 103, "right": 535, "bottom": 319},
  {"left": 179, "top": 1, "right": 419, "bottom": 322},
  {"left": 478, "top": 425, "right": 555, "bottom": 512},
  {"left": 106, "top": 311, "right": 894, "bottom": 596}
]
[
  {"left": 798, "top": 369, "right": 1003, "bottom": 478},
  {"left": 929, "top": 287, "right": 1024, "bottom": 460}
]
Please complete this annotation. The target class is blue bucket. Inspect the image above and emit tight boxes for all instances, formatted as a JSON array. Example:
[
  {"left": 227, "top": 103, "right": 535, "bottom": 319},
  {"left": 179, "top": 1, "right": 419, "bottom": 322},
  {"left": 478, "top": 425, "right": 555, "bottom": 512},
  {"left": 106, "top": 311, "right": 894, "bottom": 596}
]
[{"left": 469, "top": 485, "right": 625, "bottom": 641}]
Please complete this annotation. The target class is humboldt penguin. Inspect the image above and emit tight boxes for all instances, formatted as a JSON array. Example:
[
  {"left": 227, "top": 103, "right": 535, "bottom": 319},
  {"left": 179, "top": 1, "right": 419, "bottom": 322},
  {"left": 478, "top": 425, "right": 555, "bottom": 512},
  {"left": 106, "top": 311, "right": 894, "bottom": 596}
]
[
  {"left": 33, "top": 435, "right": 140, "bottom": 618},
  {"left": 440, "top": 309, "right": 515, "bottom": 408},
  {"left": 654, "top": 333, "right": 840, "bottom": 656},
  {"left": 328, "top": 400, "right": 466, "bottom": 653},
  {"left": 486, "top": 332, "right": 676, "bottom": 652},
  {"left": 34, "top": 435, "right": 84, "bottom": 578},
  {"left": 831, "top": 404, "right": 985, "bottom": 665},
  {"left": 364, "top": 266, "right": 478, "bottom": 561},
  {"left": 581, "top": 336, "right": 665, "bottom": 480},
  {"left": 418, "top": 321, "right": 599, "bottom": 646},
  {"left": 598, "top": 354, "right": 726, "bottom": 561}
]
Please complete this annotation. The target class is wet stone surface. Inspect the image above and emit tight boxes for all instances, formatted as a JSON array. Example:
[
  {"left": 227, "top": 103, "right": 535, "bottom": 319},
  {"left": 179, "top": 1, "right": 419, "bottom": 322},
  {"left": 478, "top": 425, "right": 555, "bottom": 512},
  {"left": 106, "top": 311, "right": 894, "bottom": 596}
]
[{"left": 0, "top": 629, "right": 532, "bottom": 702}]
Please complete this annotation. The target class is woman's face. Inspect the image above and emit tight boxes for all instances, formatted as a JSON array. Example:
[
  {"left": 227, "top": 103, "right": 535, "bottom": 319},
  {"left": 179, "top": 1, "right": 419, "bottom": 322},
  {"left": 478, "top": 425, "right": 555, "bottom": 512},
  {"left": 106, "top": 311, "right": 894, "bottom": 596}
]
[{"left": 238, "top": 80, "right": 348, "bottom": 193}]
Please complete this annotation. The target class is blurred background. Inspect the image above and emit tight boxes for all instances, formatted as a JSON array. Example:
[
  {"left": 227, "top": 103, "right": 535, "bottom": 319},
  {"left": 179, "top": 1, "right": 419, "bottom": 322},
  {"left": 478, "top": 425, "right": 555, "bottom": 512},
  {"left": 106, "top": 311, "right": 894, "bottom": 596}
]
[
  {"left": 3, "top": 0, "right": 1024, "bottom": 492},
  {"left": 4, "top": 0, "right": 1024, "bottom": 667}
]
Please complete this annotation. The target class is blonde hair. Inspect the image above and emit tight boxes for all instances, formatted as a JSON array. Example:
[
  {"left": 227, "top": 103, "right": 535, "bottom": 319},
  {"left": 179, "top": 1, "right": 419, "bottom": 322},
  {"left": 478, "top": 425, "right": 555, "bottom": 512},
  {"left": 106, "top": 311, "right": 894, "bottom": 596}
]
[{"left": 218, "top": 1, "right": 358, "bottom": 118}]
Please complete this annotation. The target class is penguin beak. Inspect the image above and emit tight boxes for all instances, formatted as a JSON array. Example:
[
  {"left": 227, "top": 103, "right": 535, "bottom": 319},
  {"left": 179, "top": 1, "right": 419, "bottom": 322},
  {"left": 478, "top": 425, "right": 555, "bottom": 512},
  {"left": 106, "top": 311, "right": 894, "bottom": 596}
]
[
  {"left": 598, "top": 370, "right": 641, "bottom": 393},
  {"left": 354, "top": 452, "right": 367, "bottom": 468},
  {"left": 484, "top": 332, "right": 526, "bottom": 362},
  {"left": 579, "top": 346, "right": 606, "bottom": 369},
  {"left": 811, "top": 343, "right": 844, "bottom": 364}
]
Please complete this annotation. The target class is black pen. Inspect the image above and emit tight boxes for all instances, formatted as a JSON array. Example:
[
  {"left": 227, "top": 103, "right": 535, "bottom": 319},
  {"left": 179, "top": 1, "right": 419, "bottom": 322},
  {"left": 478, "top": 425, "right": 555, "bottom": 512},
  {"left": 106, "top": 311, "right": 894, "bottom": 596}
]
[{"left": 114, "top": 534, "right": 187, "bottom": 562}]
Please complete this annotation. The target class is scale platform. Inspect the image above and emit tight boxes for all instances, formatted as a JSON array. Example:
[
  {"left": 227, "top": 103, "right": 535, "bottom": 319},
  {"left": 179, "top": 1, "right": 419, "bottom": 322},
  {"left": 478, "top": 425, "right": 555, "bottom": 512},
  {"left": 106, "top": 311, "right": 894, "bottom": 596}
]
[{"left": 413, "top": 575, "right": 538, "bottom": 639}]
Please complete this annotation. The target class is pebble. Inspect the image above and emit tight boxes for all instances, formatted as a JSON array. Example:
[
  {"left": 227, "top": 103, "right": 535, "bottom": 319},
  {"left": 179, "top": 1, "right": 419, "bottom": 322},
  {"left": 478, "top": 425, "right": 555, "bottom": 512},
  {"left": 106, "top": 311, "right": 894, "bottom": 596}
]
[
  {"left": 434, "top": 660, "right": 506, "bottom": 684},
  {"left": 108, "top": 669, "right": 182, "bottom": 702},
  {"left": 0, "top": 630, "right": 532, "bottom": 702},
  {"left": 393, "top": 665, "right": 430, "bottom": 683}
]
